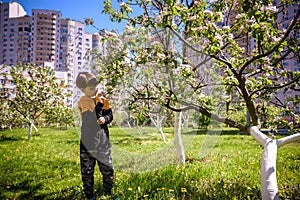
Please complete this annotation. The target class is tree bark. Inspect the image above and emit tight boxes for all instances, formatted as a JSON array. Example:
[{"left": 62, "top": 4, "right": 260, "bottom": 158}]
[
  {"left": 249, "top": 126, "right": 300, "bottom": 200},
  {"left": 261, "top": 139, "right": 279, "bottom": 200}
]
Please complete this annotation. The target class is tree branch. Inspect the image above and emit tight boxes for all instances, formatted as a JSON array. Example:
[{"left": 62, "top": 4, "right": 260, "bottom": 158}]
[
  {"left": 240, "top": 8, "right": 300, "bottom": 73},
  {"left": 277, "top": 132, "right": 300, "bottom": 147},
  {"left": 249, "top": 75, "right": 300, "bottom": 98}
]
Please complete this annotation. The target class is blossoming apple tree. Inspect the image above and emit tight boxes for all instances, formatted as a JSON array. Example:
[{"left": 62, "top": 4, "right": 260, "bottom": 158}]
[
  {"left": 87, "top": 0, "right": 300, "bottom": 199},
  {"left": 1, "top": 64, "right": 66, "bottom": 138}
]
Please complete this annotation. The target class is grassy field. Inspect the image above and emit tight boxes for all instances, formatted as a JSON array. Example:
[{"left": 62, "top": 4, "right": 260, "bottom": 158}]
[{"left": 0, "top": 127, "right": 299, "bottom": 200}]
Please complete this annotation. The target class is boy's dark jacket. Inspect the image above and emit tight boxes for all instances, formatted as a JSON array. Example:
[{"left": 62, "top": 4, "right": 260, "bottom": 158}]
[{"left": 78, "top": 96, "right": 113, "bottom": 151}]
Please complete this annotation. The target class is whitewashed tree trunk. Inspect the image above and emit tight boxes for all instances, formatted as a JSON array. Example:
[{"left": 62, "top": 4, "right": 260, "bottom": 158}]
[
  {"left": 249, "top": 126, "right": 300, "bottom": 200},
  {"left": 28, "top": 122, "right": 33, "bottom": 140},
  {"left": 181, "top": 111, "right": 190, "bottom": 129},
  {"left": 125, "top": 119, "right": 132, "bottom": 128},
  {"left": 158, "top": 127, "right": 166, "bottom": 143},
  {"left": 25, "top": 116, "right": 38, "bottom": 140},
  {"left": 174, "top": 106, "right": 185, "bottom": 164},
  {"left": 136, "top": 125, "right": 143, "bottom": 135},
  {"left": 149, "top": 114, "right": 166, "bottom": 143}
]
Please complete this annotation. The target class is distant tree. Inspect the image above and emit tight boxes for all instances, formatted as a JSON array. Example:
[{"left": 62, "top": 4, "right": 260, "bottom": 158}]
[
  {"left": 0, "top": 101, "right": 24, "bottom": 130},
  {"left": 45, "top": 101, "right": 74, "bottom": 129},
  {"left": 0, "top": 66, "right": 24, "bottom": 129},
  {"left": 3, "top": 64, "right": 66, "bottom": 139}
]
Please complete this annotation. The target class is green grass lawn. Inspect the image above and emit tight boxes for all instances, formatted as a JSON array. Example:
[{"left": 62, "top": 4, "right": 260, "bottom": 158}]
[{"left": 0, "top": 127, "right": 299, "bottom": 200}]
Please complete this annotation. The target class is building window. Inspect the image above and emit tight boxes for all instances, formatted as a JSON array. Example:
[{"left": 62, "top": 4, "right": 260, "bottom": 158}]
[
  {"left": 294, "top": 68, "right": 300, "bottom": 72},
  {"left": 283, "top": 62, "right": 289, "bottom": 66}
]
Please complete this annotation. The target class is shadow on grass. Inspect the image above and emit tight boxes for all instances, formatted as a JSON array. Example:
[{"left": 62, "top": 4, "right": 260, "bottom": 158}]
[
  {"left": 0, "top": 180, "right": 46, "bottom": 200},
  {"left": 1, "top": 183, "right": 85, "bottom": 200},
  {"left": 0, "top": 134, "right": 24, "bottom": 142}
]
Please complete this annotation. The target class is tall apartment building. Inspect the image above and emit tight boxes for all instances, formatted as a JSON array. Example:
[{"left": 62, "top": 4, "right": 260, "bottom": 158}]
[
  {"left": 59, "top": 18, "right": 94, "bottom": 106},
  {"left": 0, "top": 1, "right": 27, "bottom": 66},
  {"left": 274, "top": 1, "right": 300, "bottom": 111},
  {"left": 16, "top": 15, "right": 32, "bottom": 65},
  {"left": 31, "top": 9, "right": 61, "bottom": 68}
]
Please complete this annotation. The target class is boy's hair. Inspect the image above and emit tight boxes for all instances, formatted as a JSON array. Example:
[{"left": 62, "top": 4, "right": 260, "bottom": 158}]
[{"left": 76, "top": 72, "right": 98, "bottom": 89}]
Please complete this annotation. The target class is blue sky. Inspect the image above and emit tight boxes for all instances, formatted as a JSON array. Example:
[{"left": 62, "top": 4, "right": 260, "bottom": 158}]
[{"left": 2, "top": 0, "right": 127, "bottom": 33}]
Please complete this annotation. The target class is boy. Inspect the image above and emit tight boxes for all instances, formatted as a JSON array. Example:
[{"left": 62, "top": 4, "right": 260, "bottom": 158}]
[{"left": 76, "top": 72, "right": 114, "bottom": 200}]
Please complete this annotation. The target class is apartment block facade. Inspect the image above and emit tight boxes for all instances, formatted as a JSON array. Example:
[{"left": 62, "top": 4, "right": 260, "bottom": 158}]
[
  {"left": 31, "top": 9, "right": 61, "bottom": 68},
  {"left": 0, "top": 1, "right": 26, "bottom": 65}
]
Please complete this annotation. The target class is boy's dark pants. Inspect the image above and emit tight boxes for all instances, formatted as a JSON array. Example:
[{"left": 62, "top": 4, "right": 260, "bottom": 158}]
[{"left": 80, "top": 147, "right": 114, "bottom": 199}]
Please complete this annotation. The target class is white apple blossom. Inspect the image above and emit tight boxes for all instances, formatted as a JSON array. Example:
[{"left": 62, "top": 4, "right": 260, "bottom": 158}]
[
  {"left": 203, "top": 10, "right": 213, "bottom": 15},
  {"left": 157, "top": 53, "right": 166, "bottom": 60},
  {"left": 194, "top": 1, "right": 201, "bottom": 5},
  {"left": 188, "top": 16, "right": 197, "bottom": 21},
  {"left": 216, "top": 12, "right": 224, "bottom": 21},
  {"left": 215, "top": 33, "right": 223, "bottom": 46},
  {"left": 260, "top": 4, "right": 278, "bottom": 13},
  {"left": 180, "top": 64, "right": 193, "bottom": 71},
  {"left": 223, "top": 26, "right": 230, "bottom": 30},
  {"left": 271, "top": 36, "right": 280, "bottom": 42},
  {"left": 120, "top": 2, "right": 126, "bottom": 7}
]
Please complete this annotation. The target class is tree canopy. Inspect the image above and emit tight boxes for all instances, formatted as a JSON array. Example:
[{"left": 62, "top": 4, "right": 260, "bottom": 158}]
[
  {"left": 0, "top": 64, "right": 69, "bottom": 136},
  {"left": 87, "top": 0, "right": 300, "bottom": 132}
]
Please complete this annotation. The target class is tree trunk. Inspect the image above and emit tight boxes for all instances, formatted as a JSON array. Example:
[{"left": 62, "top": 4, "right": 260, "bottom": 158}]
[
  {"left": 249, "top": 126, "right": 300, "bottom": 200},
  {"left": 149, "top": 115, "right": 166, "bottom": 143},
  {"left": 126, "top": 120, "right": 132, "bottom": 128},
  {"left": 136, "top": 125, "right": 143, "bottom": 135},
  {"left": 174, "top": 105, "right": 185, "bottom": 164},
  {"left": 158, "top": 127, "right": 166, "bottom": 143},
  {"left": 28, "top": 122, "right": 33, "bottom": 140},
  {"left": 261, "top": 139, "right": 279, "bottom": 200}
]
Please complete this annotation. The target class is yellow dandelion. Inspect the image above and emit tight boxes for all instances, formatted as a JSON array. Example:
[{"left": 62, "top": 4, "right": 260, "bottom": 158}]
[
  {"left": 128, "top": 187, "right": 133, "bottom": 191},
  {"left": 181, "top": 188, "right": 187, "bottom": 193}
]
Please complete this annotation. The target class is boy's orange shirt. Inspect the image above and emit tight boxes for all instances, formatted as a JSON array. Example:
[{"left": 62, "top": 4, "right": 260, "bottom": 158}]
[
  {"left": 78, "top": 95, "right": 110, "bottom": 114},
  {"left": 78, "top": 96, "right": 95, "bottom": 114}
]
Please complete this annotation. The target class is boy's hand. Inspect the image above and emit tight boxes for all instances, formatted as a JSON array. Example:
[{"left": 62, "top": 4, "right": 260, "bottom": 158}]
[{"left": 97, "top": 117, "right": 106, "bottom": 125}]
